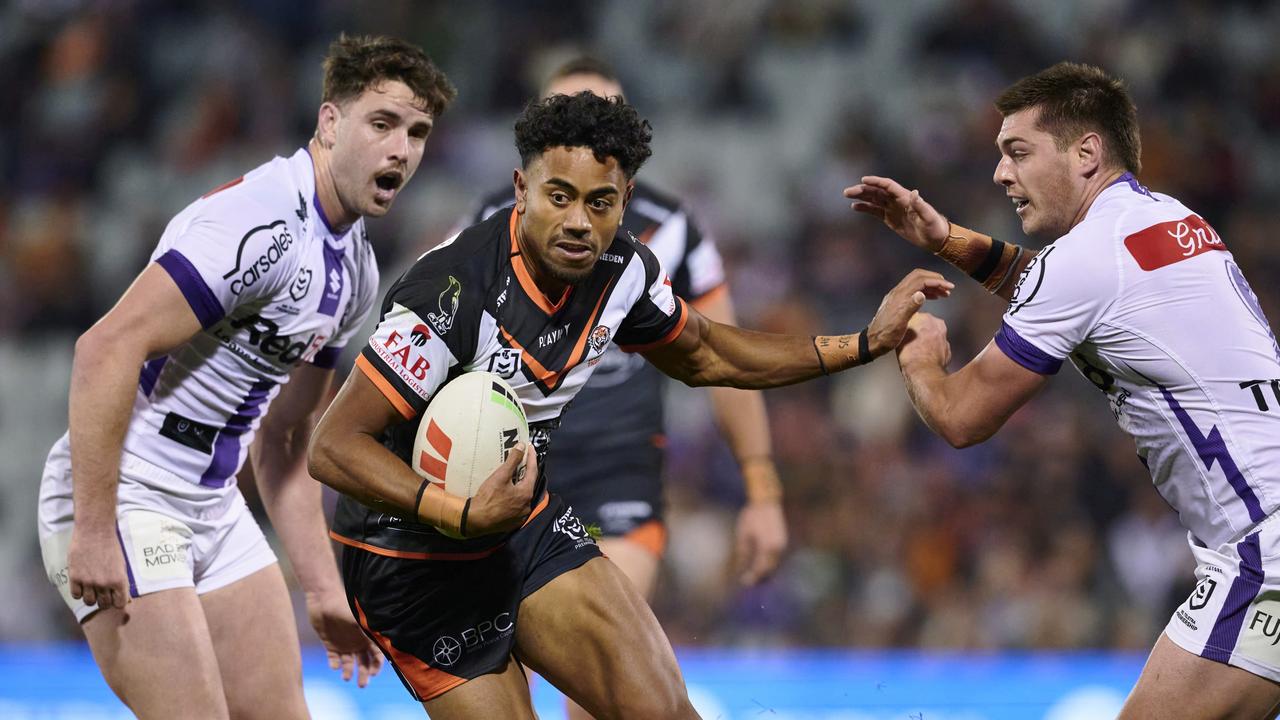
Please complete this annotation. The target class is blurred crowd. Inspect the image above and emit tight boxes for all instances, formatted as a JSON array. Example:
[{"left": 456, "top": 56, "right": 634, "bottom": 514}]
[{"left": 3, "top": 0, "right": 1278, "bottom": 655}]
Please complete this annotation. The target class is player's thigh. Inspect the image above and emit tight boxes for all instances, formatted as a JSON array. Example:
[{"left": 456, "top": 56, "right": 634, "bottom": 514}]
[
  {"left": 199, "top": 563, "right": 307, "bottom": 720},
  {"left": 422, "top": 655, "right": 535, "bottom": 719},
  {"left": 1121, "top": 633, "right": 1280, "bottom": 720},
  {"left": 516, "top": 556, "right": 697, "bottom": 720},
  {"left": 597, "top": 535, "right": 660, "bottom": 601},
  {"left": 82, "top": 588, "right": 229, "bottom": 720}
]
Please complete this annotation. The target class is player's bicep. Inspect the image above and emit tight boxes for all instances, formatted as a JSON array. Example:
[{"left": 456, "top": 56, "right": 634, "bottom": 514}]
[
  {"left": 318, "top": 366, "right": 407, "bottom": 443},
  {"left": 87, "top": 262, "right": 204, "bottom": 358},
  {"left": 951, "top": 339, "right": 1050, "bottom": 440},
  {"left": 641, "top": 307, "right": 714, "bottom": 384}
]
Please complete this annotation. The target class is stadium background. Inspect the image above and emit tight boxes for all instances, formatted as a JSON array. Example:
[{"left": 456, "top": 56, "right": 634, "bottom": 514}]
[{"left": 2, "top": 0, "right": 1278, "bottom": 717}]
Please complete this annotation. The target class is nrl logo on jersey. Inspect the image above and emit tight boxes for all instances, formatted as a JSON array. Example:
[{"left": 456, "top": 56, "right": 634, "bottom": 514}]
[
  {"left": 487, "top": 348, "right": 522, "bottom": 379},
  {"left": 427, "top": 276, "right": 462, "bottom": 334},
  {"left": 289, "top": 268, "right": 312, "bottom": 302}
]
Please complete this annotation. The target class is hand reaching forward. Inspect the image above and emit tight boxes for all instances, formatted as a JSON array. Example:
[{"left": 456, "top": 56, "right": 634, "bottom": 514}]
[
  {"left": 866, "top": 269, "right": 954, "bottom": 357},
  {"left": 845, "top": 176, "right": 950, "bottom": 253}
]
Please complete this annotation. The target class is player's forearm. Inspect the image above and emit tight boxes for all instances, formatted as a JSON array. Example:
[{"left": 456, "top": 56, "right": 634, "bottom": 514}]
[
  {"left": 253, "top": 428, "right": 342, "bottom": 595},
  {"left": 708, "top": 387, "right": 783, "bottom": 502},
  {"left": 67, "top": 329, "right": 147, "bottom": 531},
  {"left": 936, "top": 223, "right": 1032, "bottom": 301},
  {"left": 308, "top": 425, "right": 465, "bottom": 534},
  {"left": 898, "top": 359, "right": 994, "bottom": 449},
  {"left": 681, "top": 321, "right": 870, "bottom": 389}
]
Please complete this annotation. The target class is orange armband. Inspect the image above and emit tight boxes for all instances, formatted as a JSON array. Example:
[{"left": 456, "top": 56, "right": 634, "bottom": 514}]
[{"left": 937, "top": 223, "right": 1026, "bottom": 294}]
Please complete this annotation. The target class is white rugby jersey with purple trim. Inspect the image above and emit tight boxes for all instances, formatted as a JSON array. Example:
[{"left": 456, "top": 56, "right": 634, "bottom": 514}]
[
  {"left": 47, "top": 148, "right": 379, "bottom": 490},
  {"left": 996, "top": 173, "right": 1280, "bottom": 548}
]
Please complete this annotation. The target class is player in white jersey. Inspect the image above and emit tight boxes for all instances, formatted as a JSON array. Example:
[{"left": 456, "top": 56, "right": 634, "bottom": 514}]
[
  {"left": 36, "top": 35, "right": 456, "bottom": 719},
  {"left": 847, "top": 62, "right": 1280, "bottom": 718}
]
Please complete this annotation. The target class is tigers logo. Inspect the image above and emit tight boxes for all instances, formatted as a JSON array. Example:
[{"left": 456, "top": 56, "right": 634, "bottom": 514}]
[
  {"left": 588, "top": 325, "right": 611, "bottom": 355},
  {"left": 410, "top": 324, "right": 431, "bottom": 347},
  {"left": 427, "top": 276, "right": 462, "bottom": 334}
]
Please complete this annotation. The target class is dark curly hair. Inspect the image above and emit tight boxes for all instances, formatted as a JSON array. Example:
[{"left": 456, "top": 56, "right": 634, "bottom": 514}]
[
  {"left": 514, "top": 92, "right": 653, "bottom": 179},
  {"left": 322, "top": 33, "right": 456, "bottom": 118}
]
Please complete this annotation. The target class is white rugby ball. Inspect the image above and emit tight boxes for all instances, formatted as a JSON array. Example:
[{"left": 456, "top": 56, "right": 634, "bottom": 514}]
[{"left": 412, "top": 371, "right": 530, "bottom": 503}]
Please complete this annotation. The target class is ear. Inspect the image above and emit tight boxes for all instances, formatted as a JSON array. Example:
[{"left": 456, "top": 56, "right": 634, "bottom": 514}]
[
  {"left": 1077, "top": 131, "right": 1103, "bottom": 177},
  {"left": 317, "top": 101, "right": 341, "bottom": 149},
  {"left": 513, "top": 168, "right": 528, "bottom": 214},
  {"left": 619, "top": 179, "right": 636, "bottom": 220}
]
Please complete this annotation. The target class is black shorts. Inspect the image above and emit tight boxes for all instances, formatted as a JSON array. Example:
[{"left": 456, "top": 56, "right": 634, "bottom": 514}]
[
  {"left": 341, "top": 494, "right": 601, "bottom": 702},
  {"left": 548, "top": 443, "right": 664, "bottom": 539}
]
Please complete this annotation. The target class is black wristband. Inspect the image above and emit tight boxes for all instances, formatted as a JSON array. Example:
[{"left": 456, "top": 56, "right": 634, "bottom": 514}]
[
  {"left": 857, "top": 326, "right": 871, "bottom": 364},
  {"left": 413, "top": 478, "right": 430, "bottom": 517},
  {"left": 812, "top": 336, "right": 830, "bottom": 375},
  {"left": 970, "top": 238, "right": 1006, "bottom": 283},
  {"left": 458, "top": 497, "right": 472, "bottom": 538}
]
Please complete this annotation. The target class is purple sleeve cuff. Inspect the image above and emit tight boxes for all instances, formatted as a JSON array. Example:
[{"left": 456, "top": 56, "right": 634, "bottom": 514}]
[
  {"left": 310, "top": 345, "right": 344, "bottom": 369},
  {"left": 155, "top": 249, "right": 225, "bottom": 329},
  {"left": 993, "top": 321, "right": 1063, "bottom": 375}
]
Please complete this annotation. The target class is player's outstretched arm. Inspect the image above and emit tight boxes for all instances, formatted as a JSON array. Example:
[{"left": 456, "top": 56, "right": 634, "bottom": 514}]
[
  {"left": 896, "top": 313, "right": 1048, "bottom": 447},
  {"left": 845, "top": 176, "right": 1032, "bottom": 301},
  {"left": 693, "top": 289, "right": 787, "bottom": 585},
  {"left": 643, "top": 269, "right": 953, "bottom": 389},
  {"left": 308, "top": 369, "right": 536, "bottom": 537},
  {"left": 67, "top": 263, "right": 204, "bottom": 611}
]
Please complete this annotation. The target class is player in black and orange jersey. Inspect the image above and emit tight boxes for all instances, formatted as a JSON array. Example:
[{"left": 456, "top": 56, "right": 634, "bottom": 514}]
[
  {"left": 463, "top": 59, "right": 786, "bottom": 658},
  {"left": 308, "top": 92, "right": 952, "bottom": 718}
]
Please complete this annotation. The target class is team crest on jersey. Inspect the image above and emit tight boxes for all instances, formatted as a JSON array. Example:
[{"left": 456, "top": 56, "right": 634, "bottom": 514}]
[
  {"left": 588, "top": 325, "right": 611, "bottom": 355},
  {"left": 289, "top": 268, "right": 312, "bottom": 302},
  {"left": 487, "top": 348, "right": 522, "bottom": 379},
  {"left": 427, "top": 276, "right": 462, "bottom": 334}
]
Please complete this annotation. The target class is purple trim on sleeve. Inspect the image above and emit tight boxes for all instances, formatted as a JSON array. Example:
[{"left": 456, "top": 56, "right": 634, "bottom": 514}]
[
  {"left": 138, "top": 356, "right": 169, "bottom": 397},
  {"left": 1159, "top": 385, "right": 1265, "bottom": 523},
  {"left": 311, "top": 346, "right": 343, "bottom": 369},
  {"left": 1202, "top": 533, "right": 1262, "bottom": 664},
  {"left": 156, "top": 250, "right": 225, "bottom": 329},
  {"left": 199, "top": 379, "right": 276, "bottom": 487},
  {"left": 993, "top": 321, "right": 1063, "bottom": 375}
]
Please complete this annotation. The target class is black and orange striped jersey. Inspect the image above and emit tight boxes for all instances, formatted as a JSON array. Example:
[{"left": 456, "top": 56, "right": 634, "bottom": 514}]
[
  {"left": 467, "top": 182, "right": 726, "bottom": 455},
  {"left": 331, "top": 206, "right": 687, "bottom": 556}
]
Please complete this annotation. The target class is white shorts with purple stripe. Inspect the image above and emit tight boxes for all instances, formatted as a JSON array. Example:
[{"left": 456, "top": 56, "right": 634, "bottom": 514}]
[
  {"left": 1165, "top": 512, "right": 1280, "bottom": 682},
  {"left": 37, "top": 442, "right": 276, "bottom": 622}
]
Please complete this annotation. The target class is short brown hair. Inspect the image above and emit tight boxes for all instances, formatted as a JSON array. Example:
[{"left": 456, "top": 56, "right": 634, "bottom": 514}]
[
  {"left": 995, "top": 62, "right": 1141, "bottom": 174},
  {"left": 321, "top": 34, "right": 456, "bottom": 117},
  {"left": 546, "top": 55, "right": 619, "bottom": 86}
]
